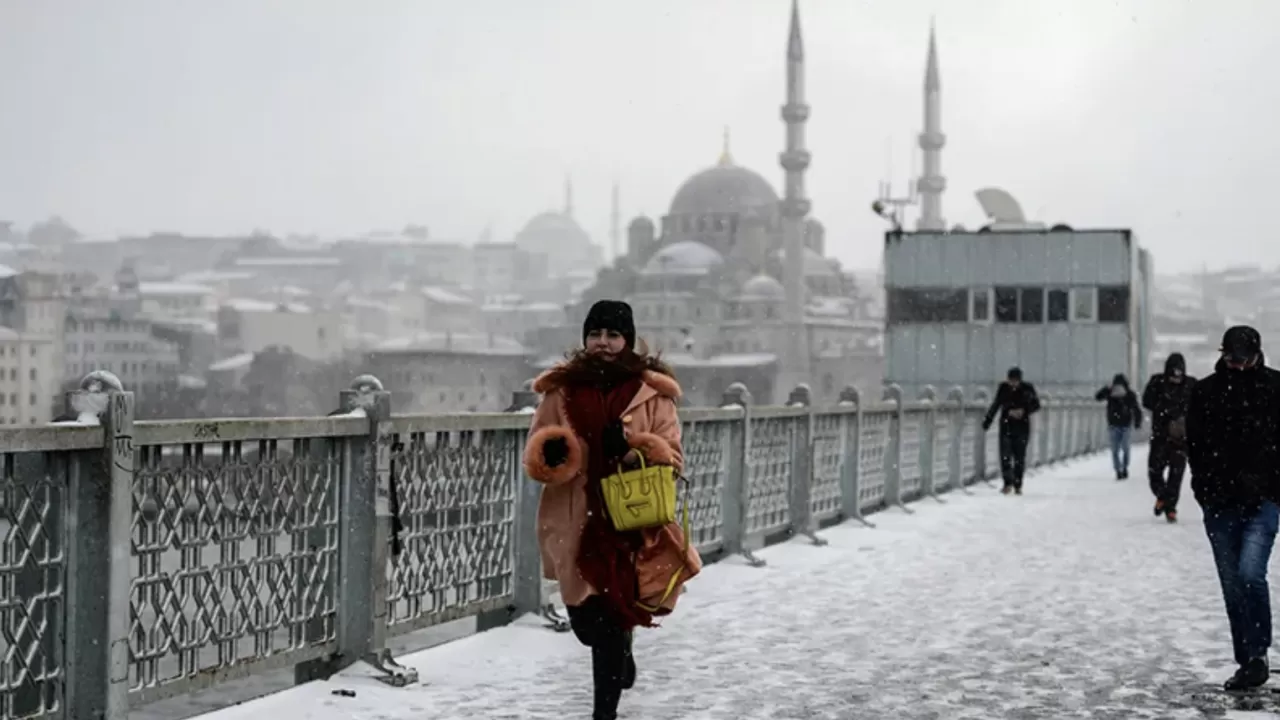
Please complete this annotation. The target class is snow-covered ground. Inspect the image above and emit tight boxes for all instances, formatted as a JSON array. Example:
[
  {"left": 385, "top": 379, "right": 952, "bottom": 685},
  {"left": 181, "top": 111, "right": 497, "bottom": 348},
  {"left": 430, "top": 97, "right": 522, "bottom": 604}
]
[{"left": 162, "top": 448, "right": 1280, "bottom": 719}]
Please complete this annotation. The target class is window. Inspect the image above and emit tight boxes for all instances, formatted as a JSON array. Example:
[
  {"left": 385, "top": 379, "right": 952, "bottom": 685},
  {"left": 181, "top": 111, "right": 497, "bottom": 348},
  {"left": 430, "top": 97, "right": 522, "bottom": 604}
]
[
  {"left": 1019, "top": 288, "right": 1044, "bottom": 323},
  {"left": 1047, "top": 289, "right": 1069, "bottom": 322},
  {"left": 1071, "top": 287, "right": 1096, "bottom": 322},
  {"left": 970, "top": 289, "right": 991, "bottom": 322},
  {"left": 886, "top": 289, "right": 968, "bottom": 323},
  {"left": 1098, "top": 286, "right": 1129, "bottom": 323},
  {"left": 995, "top": 287, "right": 1019, "bottom": 323}
]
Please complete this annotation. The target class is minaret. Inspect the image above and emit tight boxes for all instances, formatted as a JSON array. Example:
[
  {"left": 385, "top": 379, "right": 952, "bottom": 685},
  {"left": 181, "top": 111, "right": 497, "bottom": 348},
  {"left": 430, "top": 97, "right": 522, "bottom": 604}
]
[
  {"left": 564, "top": 175, "right": 575, "bottom": 218},
  {"left": 778, "top": 0, "right": 812, "bottom": 400},
  {"left": 720, "top": 126, "right": 734, "bottom": 166},
  {"left": 916, "top": 21, "right": 947, "bottom": 231},
  {"left": 609, "top": 180, "right": 621, "bottom": 261}
]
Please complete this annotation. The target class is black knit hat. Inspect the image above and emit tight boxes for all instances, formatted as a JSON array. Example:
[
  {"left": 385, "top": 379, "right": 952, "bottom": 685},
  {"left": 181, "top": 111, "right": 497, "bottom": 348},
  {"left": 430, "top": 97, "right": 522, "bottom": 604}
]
[
  {"left": 1007, "top": 366, "right": 1023, "bottom": 381},
  {"left": 583, "top": 300, "right": 636, "bottom": 350},
  {"left": 1221, "top": 325, "right": 1262, "bottom": 363}
]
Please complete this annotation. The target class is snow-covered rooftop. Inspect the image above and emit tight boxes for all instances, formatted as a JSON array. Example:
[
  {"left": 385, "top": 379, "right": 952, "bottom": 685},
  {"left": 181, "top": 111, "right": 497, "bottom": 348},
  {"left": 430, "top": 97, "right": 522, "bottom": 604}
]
[
  {"left": 138, "top": 281, "right": 215, "bottom": 296},
  {"left": 421, "top": 286, "right": 474, "bottom": 306},
  {"left": 207, "top": 352, "right": 254, "bottom": 372},
  {"left": 177, "top": 270, "right": 257, "bottom": 283},
  {"left": 222, "top": 298, "right": 311, "bottom": 314},
  {"left": 375, "top": 331, "right": 526, "bottom": 356},
  {"left": 233, "top": 256, "right": 340, "bottom": 268}
]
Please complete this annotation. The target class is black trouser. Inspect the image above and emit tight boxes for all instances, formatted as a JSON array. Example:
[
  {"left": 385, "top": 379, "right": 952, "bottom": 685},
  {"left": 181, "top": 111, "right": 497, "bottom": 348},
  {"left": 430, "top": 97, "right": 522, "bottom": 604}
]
[
  {"left": 999, "top": 426, "right": 1030, "bottom": 490},
  {"left": 1148, "top": 437, "right": 1187, "bottom": 511},
  {"left": 567, "top": 596, "right": 632, "bottom": 719}
]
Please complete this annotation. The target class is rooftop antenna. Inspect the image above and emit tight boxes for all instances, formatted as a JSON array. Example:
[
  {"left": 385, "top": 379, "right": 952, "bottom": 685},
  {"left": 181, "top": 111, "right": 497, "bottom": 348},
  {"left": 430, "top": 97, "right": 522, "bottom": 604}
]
[{"left": 871, "top": 138, "right": 919, "bottom": 237}]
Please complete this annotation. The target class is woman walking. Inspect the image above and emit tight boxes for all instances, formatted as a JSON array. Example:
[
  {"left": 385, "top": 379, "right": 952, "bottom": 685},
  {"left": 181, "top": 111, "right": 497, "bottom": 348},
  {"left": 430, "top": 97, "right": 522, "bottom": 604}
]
[{"left": 523, "top": 299, "right": 701, "bottom": 720}]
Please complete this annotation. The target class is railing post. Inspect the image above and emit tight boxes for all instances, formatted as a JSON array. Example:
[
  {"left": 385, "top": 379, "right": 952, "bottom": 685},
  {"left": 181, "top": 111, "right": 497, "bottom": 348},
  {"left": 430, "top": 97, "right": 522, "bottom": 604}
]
[
  {"left": 1035, "top": 392, "right": 1051, "bottom": 468},
  {"left": 882, "top": 384, "right": 909, "bottom": 512},
  {"left": 720, "top": 383, "right": 763, "bottom": 567},
  {"left": 505, "top": 390, "right": 544, "bottom": 626},
  {"left": 300, "top": 375, "right": 416, "bottom": 686},
  {"left": 62, "top": 370, "right": 132, "bottom": 720},
  {"left": 917, "top": 386, "right": 944, "bottom": 503},
  {"left": 785, "top": 384, "right": 825, "bottom": 546},
  {"left": 948, "top": 387, "right": 971, "bottom": 495},
  {"left": 837, "top": 385, "right": 874, "bottom": 528},
  {"left": 973, "top": 389, "right": 993, "bottom": 485}
]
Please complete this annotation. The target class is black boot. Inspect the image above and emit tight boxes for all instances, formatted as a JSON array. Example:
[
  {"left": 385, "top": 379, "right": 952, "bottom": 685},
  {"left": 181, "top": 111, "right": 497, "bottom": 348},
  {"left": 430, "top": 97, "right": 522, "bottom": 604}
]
[
  {"left": 1225, "top": 657, "right": 1270, "bottom": 691},
  {"left": 620, "top": 630, "right": 636, "bottom": 690},
  {"left": 591, "top": 642, "right": 625, "bottom": 719}
]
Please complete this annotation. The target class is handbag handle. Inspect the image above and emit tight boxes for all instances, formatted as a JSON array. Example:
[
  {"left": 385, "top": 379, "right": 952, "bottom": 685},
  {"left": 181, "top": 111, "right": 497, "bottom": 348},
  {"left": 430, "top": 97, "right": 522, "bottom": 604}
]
[{"left": 614, "top": 449, "right": 648, "bottom": 477}]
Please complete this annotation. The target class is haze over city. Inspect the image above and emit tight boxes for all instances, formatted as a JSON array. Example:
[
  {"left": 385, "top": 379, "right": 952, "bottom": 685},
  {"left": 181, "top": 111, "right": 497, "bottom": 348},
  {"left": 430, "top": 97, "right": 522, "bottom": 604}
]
[{"left": 1, "top": 0, "right": 1276, "bottom": 272}]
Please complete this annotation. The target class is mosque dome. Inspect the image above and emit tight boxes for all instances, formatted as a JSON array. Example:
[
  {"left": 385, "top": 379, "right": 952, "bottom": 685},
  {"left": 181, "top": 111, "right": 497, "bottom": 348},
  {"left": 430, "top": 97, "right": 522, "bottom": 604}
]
[
  {"left": 667, "top": 134, "right": 780, "bottom": 217},
  {"left": 628, "top": 216, "right": 655, "bottom": 234},
  {"left": 514, "top": 211, "right": 591, "bottom": 253},
  {"left": 641, "top": 241, "right": 724, "bottom": 276},
  {"left": 740, "top": 273, "right": 785, "bottom": 300}
]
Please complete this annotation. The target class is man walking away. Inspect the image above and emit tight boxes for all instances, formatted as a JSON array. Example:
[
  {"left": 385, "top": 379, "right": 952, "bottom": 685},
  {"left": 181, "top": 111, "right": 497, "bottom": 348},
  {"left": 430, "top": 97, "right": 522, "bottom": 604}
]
[
  {"left": 1188, "top": 325, "right": 1280, "bottom": 690},
  {"left": 1095, "top": 374, "right": 1142, "bottom": 481},
  {"left": 1143, "top": 353, "right": 1195, "bottom": 523},
  {"left": 982, "top": 367, "right": 1041, "bottom": 495}
]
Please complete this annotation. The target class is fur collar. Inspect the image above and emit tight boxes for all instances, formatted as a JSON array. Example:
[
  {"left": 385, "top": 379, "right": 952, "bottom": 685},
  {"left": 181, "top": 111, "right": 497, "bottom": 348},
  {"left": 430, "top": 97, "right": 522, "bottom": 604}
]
[{"left": 533, "top": 365, "right": 682, "bottom": 400}]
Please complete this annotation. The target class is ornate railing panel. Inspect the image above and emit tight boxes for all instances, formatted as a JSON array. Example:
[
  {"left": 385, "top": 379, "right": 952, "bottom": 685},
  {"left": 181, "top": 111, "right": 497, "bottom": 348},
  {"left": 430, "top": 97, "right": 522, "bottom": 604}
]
[{"left": 385, "top": 418, "right": 522, "bottom": 636}]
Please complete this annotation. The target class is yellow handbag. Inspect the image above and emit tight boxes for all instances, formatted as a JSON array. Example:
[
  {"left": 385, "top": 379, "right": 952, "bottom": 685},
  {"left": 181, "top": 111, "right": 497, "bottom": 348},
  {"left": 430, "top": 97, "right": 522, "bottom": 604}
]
[
  {"left": 600, "top": 452, "right": 679, "bottom": 532},
  {"left": 599, "top": 452, "right": 692, "bottom": 613}
]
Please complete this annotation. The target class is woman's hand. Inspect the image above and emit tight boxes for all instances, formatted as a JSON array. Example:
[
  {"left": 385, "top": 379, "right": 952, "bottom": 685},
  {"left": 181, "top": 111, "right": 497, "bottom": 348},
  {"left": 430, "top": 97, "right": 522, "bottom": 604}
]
[
  {"left": 621, "top": 449, "right": 641, "bottom": 468},
  {"left": 543, "top": 436, "right": 569, "bottom": 467}
]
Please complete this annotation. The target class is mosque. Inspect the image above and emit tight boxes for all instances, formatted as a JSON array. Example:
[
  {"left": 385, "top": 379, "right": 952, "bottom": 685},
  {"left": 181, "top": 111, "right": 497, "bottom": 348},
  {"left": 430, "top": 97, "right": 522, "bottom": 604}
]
[{"left": 532, "top": 0, "right": 926, "bottom": 406}]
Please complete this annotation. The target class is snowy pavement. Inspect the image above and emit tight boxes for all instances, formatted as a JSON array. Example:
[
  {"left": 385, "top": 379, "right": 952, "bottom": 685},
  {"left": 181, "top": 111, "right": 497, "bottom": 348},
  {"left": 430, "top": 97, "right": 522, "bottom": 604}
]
[{"left": 182, "top": 448, "right": 1280, "bottom": 719}]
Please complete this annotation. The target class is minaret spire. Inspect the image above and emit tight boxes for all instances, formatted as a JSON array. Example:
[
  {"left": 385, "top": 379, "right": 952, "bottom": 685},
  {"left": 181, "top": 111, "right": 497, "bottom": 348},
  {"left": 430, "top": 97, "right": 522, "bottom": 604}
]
[
  {"left": 778, "top": 0, "right": 812, "bottom": 402},
  {"left": 609, "top": 179, "right": 621, "bottom": 261},
  {"left": 718, "top": 126, "right": 734, "bottom": 166},
  {"left": 916, "top": 20, "right": 947, "bottom": 231},
  {"left": 564, "top": 175, "right": 574, "bottom": 218}
]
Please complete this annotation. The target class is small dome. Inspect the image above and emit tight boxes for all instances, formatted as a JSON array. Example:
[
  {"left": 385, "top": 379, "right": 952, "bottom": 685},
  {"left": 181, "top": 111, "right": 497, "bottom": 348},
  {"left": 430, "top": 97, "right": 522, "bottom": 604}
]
[
  {"left": 641, "top": 241, "right": 724, "bottom": 276},
  {"left": 628, "top": 216, "right": 655, "bottom": 233},
  {"left": 515, "top": 211, "right": 591, "bottom": 253},
  {"left": 772, "top": 247, "right": 840, "bottom": 277},
  {"left": 740, "top": 274, "right": 785, "bottom": 300},
  {"left": 668, "top": 163, "right": 780, "bottom": 218}
]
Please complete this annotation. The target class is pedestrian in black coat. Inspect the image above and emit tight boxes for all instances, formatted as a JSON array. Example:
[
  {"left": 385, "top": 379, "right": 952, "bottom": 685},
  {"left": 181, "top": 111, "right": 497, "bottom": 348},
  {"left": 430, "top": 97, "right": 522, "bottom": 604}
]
[
  {"left": 1095, "top": 373, "right": 1142, "bottom": 480},
  {"left": 1142, "top": 353, "right": 1195, "bottom": 520},
  {"left": 1187, "top": 325, "right": 1280, "bottom": 690},
  {"left": 982, "top": 366, "right": 1041, "bottom": 495}
]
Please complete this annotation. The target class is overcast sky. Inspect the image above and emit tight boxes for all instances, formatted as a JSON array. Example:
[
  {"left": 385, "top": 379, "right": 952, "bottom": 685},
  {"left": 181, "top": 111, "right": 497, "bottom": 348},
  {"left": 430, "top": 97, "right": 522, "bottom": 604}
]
[{"left": 0, "top": 0, "right": 1274, "bottom": 274}]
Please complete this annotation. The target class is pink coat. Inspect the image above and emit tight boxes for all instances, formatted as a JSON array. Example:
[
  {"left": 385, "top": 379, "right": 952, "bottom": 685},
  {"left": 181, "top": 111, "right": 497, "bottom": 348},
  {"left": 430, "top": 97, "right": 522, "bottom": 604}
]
[{"left": 522, "top": 367, "right": 703, "bottom": 612}]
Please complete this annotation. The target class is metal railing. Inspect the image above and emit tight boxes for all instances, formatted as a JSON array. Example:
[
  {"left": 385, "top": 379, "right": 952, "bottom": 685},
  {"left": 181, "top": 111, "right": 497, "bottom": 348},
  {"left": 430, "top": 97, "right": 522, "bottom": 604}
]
[{"left": 0, "top": 372, "right": 1111, "bottom": 720}]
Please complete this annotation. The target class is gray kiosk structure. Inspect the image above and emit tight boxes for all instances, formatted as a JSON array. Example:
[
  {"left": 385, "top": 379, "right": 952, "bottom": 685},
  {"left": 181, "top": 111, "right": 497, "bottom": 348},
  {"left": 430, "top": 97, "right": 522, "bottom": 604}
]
[{"left": 882, "top": 226, "right": 1153, "bottom": 399}]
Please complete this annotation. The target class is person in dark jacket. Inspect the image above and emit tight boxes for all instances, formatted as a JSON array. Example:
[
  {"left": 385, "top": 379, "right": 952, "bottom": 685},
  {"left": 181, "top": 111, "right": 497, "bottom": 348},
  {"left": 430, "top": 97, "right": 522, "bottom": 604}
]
[
  {"left": 1188, "top": 325, "right": 1280, "bottom": 691},
  {"left": 1143, "top": 353, "right": 1196, "bottom": 522},
  {"left": 982, "top": 367, "right": 1041, "bottom": 495},
  {"left": 1095, "top": 374, "right": 1142, "bottom": 480}
]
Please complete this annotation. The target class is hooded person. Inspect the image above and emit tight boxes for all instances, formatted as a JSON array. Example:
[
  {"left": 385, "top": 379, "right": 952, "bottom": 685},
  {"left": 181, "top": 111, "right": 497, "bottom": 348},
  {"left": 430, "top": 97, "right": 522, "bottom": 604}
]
[
  {"left": 1095, "top": 373, "right": 1142, "bottom": 480},
  {"left": 1188, "top": 325, "right": 1280, "bottom": 690},
  {"left": 1142, "top": 352, "right": 1196, "bottom": 521},
  {"left": 522, "top": 299, "right": 702, "bottom": 720}
]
